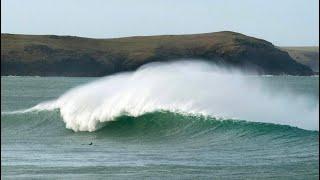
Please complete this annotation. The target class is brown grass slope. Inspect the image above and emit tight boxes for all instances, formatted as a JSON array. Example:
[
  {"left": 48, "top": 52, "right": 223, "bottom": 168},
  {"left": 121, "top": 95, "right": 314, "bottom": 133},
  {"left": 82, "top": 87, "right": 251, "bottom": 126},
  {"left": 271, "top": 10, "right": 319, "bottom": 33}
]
[
  {"left": 281, "top": 46, "right": 319, "bottom": 72},
  {"left": 1, "top": 31, "right": 313, "bottom": 76}
]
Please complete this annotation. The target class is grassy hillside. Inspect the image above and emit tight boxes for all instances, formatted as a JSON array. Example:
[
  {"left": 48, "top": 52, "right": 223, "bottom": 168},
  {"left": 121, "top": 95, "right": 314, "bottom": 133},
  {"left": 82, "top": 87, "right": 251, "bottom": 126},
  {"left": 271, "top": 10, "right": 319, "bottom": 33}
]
[
  {"left": 281, "top": 46, "right": 319, "bottom": 72},
  {"left": 1, "top": 31, "right": 313, "bottom": 76}
]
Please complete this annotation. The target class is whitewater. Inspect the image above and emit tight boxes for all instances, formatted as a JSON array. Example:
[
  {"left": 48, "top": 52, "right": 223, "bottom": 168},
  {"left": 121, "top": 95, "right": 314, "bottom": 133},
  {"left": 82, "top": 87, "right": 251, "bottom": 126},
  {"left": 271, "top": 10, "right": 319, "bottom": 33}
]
[{"left": 10, "top": 60, "right": 319, "bottom": 132}]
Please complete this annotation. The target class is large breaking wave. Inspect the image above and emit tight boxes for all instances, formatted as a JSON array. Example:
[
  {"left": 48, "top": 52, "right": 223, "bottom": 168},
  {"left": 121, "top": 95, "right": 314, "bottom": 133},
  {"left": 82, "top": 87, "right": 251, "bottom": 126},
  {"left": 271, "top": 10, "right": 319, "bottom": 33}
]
[{"left": 10, "top": 61, "right": 319, "bottom": 132}]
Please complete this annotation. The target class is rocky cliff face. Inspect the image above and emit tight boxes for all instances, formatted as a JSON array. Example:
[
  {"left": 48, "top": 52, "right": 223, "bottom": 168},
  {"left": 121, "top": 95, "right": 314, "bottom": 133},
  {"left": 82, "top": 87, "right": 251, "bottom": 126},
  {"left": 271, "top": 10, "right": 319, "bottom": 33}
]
[
  {"left": 1, "top": 31, "right": 314, "bottom": 76},
  {"left": 281, "top": 47, "right": 319, "bottom": 73}
]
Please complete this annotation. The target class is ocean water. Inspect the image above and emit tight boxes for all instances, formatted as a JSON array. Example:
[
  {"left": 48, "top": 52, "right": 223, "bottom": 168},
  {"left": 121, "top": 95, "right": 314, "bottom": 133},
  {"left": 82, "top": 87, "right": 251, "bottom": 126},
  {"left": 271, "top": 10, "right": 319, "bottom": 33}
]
[{"left": 1, "top": 61, "right": 319, "bottom": 179}]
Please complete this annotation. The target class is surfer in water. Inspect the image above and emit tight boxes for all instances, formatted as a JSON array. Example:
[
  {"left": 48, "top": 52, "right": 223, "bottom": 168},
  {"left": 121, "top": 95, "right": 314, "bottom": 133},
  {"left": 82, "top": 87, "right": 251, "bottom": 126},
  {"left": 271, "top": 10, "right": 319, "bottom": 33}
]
[{"left": 81, "top": 142, "right": 93, "bottom": 145}]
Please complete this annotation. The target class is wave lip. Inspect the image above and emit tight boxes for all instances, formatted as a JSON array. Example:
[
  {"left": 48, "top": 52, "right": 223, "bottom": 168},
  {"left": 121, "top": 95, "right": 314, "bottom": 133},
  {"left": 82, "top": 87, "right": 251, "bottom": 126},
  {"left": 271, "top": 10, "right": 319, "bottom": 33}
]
[{"left": 17, "top": 60, "right": 319, "bottom": 132}]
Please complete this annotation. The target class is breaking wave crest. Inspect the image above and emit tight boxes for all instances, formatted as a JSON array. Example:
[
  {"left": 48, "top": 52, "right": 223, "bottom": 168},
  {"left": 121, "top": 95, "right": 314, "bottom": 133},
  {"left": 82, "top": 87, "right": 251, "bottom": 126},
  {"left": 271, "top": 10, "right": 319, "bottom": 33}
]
[{"left": 11, "top": 61, "right": 319, "bottom": 132}]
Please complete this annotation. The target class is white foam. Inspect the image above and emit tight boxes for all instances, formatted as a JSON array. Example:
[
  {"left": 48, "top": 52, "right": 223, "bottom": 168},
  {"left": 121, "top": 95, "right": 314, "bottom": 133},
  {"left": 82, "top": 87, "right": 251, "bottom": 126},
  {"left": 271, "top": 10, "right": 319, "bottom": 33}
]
[{"left": 23, "top": 60, "right": 319, "bottom": 132}]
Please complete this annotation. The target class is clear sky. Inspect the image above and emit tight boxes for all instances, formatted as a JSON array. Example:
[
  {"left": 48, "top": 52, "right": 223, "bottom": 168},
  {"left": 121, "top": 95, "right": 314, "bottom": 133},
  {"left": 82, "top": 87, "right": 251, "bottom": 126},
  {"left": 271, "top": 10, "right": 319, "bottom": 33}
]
[{"left": 1, "top": 0, "right": 319, "bottom": 46}]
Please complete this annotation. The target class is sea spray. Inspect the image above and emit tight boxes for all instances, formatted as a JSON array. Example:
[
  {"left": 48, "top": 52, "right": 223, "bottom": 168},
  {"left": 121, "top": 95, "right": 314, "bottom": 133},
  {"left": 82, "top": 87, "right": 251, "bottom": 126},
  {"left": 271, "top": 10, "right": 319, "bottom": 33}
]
[{"left": 21, "top": 60, "right": 318, "bottom": 132}]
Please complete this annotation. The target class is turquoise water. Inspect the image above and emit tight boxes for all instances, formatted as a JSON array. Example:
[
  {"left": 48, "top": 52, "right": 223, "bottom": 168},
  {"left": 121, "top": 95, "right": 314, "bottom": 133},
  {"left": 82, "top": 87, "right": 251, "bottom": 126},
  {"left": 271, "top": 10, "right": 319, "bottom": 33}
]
[{"left": 1, "top": 75, "right": 319, "bottom": 179}]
